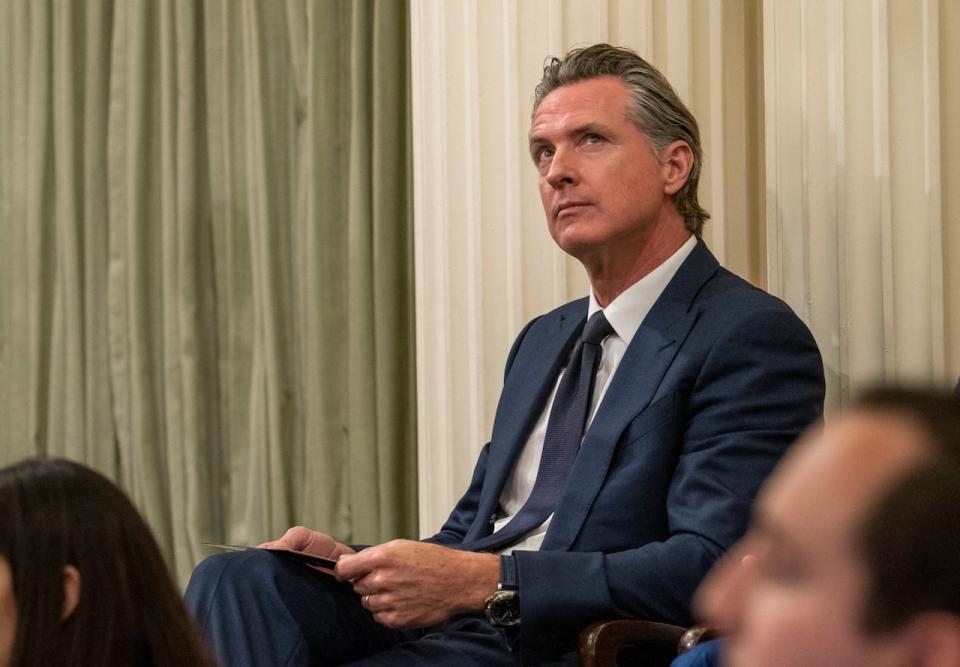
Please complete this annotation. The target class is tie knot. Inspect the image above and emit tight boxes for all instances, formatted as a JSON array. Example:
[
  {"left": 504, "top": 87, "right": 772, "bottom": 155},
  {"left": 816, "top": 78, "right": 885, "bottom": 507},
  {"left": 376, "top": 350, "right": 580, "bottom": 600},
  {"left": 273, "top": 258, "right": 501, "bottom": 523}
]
[{"left": 582, "top": 311, "right": 614, "bottom": 346}]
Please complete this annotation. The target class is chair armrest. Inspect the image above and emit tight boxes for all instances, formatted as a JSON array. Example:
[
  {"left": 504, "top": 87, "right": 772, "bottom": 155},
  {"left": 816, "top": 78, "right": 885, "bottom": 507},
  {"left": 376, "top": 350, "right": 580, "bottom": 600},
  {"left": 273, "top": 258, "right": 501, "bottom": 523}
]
[
  {"left": 678, "top": 625, "right": 719, "bottom": 654},
  {"left": 579, "top": 619, "right": 687, "bottom": 667}
]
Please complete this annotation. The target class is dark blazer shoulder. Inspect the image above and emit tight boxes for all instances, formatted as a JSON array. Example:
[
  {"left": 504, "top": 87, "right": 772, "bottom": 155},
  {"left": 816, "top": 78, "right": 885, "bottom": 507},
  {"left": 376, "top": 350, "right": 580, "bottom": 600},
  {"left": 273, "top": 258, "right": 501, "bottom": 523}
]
[
  {"left": 540, "top": 296, "right": 590, "bottom": 323},
  {"left": 672, "top": 244, "right": 813, "bottom": 345},
  {"left": 502, "top": 297, "right": 588, "bottom": 378},
  {"left": 695, "top": 265, "right": 813, "bottom": 344}
]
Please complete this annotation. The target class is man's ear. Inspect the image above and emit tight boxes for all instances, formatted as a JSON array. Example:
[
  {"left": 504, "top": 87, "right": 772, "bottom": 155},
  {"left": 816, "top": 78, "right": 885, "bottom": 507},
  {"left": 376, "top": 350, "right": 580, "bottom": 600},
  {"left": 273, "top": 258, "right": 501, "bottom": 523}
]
[
  {"left": 62, "top": 565, "right": 81, "bottom": 621},
  {"left": 659, "top": 140, "right": 694, "bottom": 196},
  {"left": 900, "top": 612, "right": 960, "bottom": 666}
]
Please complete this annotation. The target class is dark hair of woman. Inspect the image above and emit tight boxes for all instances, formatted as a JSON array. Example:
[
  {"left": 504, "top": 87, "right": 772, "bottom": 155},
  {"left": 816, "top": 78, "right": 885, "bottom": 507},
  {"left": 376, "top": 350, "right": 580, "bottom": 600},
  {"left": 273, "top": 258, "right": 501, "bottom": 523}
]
[{"left": 0, "top": 458, "right": 215, "bottom": 666}]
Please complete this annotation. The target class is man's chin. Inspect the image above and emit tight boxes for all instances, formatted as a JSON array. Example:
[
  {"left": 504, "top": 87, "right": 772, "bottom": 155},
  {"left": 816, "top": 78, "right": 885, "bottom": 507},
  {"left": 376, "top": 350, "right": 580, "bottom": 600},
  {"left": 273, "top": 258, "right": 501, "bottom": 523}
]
[{"left": 548, "top": 226, "right": 602, "bottom": 261}]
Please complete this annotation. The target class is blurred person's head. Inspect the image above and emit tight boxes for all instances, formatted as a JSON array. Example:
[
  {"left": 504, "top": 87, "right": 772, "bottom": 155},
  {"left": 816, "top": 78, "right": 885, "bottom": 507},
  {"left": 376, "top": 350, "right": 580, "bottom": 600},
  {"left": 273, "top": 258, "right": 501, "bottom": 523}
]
[
  {"left": 0, "top": 458, "right": 214, "bottom": 666},
  {"left": 697, "top": 387, "right": 960, "bottom": 667}
]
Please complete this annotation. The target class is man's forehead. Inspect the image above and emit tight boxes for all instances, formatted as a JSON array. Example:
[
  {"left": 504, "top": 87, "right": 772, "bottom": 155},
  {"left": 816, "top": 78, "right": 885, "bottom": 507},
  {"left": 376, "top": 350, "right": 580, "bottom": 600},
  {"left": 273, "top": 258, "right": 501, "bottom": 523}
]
[
  {"left": 761, "top": 413, "right": 929, "bottom": 530},
  {"left": 530, "top": 76, "right": 633, "bottom": 133}
]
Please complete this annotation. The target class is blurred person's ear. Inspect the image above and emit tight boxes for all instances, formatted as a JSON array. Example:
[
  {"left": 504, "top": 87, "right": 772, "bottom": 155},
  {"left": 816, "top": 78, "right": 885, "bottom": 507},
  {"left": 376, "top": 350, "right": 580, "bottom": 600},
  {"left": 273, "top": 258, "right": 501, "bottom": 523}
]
[
  {"left": 62, "top": 565, "right": 80, "bottom": 621},
  {"left": 900, "top": 612, "right": 960, "bottom": 666}
]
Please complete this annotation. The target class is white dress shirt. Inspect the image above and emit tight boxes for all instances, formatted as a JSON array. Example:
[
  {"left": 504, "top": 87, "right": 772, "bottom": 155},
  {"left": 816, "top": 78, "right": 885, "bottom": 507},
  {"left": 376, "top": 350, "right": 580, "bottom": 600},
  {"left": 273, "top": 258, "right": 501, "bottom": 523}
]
[{"left": 494, "top": 236, "right": 697, "bottom": 553}]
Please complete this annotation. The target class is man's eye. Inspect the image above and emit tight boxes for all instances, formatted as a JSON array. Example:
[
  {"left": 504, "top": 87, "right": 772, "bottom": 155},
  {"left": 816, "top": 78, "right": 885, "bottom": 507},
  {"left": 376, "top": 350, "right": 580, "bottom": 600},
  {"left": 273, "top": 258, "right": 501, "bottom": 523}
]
[
  {"left": 757, "top": 552, "right": 804, "bottom": 583},
  {"left": 584, "top": 134, "right": 603, "bottom": 144},
  {"left": 538, "top": 147, "right": 554, "bottom": 161}
]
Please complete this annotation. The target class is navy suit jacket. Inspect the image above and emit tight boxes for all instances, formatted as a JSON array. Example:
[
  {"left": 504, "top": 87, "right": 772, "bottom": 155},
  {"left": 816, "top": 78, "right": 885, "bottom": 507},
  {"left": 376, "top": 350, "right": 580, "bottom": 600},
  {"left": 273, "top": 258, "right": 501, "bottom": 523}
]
[{"left": 427, "top": 242, "right": 824, "bottom": 652}]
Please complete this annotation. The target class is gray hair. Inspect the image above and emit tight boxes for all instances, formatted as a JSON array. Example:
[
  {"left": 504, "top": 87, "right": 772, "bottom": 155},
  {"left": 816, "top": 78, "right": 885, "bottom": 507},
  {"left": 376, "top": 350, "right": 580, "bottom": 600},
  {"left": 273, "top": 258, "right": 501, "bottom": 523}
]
[{"left": 533, "top": 44, "right": 709, "bottom": 236}]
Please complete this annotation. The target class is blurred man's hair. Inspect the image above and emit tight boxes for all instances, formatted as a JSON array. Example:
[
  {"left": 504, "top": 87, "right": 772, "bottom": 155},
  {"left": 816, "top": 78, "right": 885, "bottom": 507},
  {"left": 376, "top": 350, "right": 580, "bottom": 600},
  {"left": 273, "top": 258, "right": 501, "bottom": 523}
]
[
  {"left": 853, "top": 387, "right": 960, "bottom": 632},
  {"left": 533, "top": 43, "right": 709, "bottom": 237}
]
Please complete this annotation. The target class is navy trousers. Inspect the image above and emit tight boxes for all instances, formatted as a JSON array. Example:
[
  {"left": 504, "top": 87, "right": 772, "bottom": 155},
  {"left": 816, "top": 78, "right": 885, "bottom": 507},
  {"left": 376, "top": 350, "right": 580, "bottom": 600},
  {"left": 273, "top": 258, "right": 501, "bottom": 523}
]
[{"left": 185, "top": 549, "right": 518, "bottom": 666}]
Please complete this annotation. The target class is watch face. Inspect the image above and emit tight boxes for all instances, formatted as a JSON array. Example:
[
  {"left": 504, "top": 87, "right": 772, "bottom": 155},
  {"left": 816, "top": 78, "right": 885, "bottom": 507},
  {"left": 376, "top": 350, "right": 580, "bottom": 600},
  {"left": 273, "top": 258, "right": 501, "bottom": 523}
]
[{"left": 485, "top": 590, "right": 520, "bottom": 627}]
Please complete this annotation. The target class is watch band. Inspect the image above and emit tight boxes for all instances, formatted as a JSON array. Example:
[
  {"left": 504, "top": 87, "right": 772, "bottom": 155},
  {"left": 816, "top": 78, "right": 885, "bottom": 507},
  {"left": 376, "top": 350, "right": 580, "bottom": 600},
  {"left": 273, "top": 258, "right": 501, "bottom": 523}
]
[{"left": 499, "top": 554, "right": 519, "bottom": 590}]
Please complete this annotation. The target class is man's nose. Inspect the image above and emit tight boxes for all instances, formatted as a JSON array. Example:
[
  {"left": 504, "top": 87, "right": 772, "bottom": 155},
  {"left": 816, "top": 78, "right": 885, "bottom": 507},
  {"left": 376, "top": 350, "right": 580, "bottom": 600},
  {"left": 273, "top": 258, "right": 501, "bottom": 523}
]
[
  {"left": 544, "top": 146, "right": 578, "bottom": 189},
  {"left": 694, "top": 544, "right": 756, "bottom": 634}
]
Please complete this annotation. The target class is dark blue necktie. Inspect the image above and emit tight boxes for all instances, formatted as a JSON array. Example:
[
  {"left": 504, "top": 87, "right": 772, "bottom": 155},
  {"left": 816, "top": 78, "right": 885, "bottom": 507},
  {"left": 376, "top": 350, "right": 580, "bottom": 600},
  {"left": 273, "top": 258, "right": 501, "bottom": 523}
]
[{"left": 462, "top": 311, "right": 615, "bottom": 552}]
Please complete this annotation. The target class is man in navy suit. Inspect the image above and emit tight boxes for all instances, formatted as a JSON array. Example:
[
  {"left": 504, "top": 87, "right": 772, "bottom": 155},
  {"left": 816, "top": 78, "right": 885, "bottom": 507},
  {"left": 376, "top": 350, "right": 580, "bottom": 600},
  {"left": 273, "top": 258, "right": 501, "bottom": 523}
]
[{"left": 185, "top": 44, "right": 824, "bottom": 665}]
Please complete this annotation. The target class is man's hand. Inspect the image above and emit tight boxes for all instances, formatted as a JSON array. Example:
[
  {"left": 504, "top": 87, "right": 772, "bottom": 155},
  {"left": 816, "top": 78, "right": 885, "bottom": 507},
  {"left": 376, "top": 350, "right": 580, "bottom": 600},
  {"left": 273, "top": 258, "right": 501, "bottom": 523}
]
[
  {"left": 335, "top": 540, "right": 500, "bottom": 629},
  {"left": 259, "top": 526, "right": 356, "bottom": 560}
]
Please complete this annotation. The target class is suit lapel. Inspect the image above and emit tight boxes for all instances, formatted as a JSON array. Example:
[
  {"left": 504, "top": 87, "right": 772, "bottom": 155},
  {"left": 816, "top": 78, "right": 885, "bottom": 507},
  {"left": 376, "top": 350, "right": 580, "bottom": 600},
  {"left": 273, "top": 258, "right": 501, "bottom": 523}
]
[
  {"left": 463, "top": 301, "right": 587, "bottom": 542},
  {"left": 541, "top": 242, "right": 720, "bottom": 551}
]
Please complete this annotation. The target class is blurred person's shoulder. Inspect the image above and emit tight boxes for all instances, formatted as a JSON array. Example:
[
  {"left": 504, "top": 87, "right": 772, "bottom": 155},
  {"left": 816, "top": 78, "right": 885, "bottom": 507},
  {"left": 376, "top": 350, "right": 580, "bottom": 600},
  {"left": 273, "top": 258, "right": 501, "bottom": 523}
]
[{"left": 670, "top": 639, "right": 722, "bottom": 667}]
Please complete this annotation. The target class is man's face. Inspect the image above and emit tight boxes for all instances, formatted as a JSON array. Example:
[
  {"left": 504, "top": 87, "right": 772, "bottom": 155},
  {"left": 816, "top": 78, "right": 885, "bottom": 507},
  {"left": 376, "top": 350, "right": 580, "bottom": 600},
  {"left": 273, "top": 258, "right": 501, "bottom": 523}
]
[
  {"left": 529, "top": 76, "right": 677, "bottom": 263},
  {"left": 696, "top": 414, "right": 929, "bottom": 667}
]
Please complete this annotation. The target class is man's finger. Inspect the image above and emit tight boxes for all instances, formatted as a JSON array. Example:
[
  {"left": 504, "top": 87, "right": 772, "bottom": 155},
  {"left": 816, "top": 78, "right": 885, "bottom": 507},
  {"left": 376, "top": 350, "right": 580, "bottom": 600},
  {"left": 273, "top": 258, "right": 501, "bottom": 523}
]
[
  {"left": 257, "top": 526, "right": 308, "bottom": 550},
  {"left": 333, "top": 552, "right": 369, "bottom": 581},
  {"left": 279, "top": 526, "right": 314, "bottom": 549},
  {"left": 348, "top": 572, "right": 372, "bottom": 594}
]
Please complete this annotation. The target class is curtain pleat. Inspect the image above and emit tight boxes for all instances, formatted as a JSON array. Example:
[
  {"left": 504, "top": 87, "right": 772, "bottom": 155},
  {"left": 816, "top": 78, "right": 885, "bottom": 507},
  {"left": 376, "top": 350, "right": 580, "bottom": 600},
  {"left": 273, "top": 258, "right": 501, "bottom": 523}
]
[
  {"left": 0, "top": 0, "right": 416, "bottom": 586},
  {"left": 367, "top": 0, "right": 417, "bottom": 541}
]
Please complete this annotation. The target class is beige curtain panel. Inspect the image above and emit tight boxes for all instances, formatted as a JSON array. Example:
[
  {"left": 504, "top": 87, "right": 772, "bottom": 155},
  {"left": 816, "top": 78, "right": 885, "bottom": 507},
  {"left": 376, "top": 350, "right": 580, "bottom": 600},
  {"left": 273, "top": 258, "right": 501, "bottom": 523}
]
[{"left": 0, "top": 0, "right": 417, "bottom": 585}]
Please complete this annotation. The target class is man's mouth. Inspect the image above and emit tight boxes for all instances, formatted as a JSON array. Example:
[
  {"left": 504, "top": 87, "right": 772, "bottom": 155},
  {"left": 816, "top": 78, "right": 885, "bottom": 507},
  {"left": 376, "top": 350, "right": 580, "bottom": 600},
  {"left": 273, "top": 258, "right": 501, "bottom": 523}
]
[{"left": 555, "top": 201, "right": 590, "bottom": 216}]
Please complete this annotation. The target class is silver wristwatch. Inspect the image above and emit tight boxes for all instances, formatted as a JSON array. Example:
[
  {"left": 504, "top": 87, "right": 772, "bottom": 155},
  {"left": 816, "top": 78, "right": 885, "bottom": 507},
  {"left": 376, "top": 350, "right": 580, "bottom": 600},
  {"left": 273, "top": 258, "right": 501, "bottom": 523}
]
[{"left": 483, "top": 588, "right": 520, "bottom": 627}]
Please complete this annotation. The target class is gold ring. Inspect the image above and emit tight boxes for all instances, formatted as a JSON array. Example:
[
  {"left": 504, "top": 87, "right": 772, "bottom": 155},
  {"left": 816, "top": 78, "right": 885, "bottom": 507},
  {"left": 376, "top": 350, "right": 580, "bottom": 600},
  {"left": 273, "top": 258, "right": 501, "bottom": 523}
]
[{"left": 363, "top": 594, "right": 370, "bottom": 610}]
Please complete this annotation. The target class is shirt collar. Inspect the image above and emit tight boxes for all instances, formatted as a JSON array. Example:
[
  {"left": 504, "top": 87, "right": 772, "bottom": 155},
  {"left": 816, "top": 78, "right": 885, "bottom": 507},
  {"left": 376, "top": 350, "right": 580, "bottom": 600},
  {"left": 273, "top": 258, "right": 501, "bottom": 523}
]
[{"left": 587, "top": 235, "right": 698, "bottom": 347}]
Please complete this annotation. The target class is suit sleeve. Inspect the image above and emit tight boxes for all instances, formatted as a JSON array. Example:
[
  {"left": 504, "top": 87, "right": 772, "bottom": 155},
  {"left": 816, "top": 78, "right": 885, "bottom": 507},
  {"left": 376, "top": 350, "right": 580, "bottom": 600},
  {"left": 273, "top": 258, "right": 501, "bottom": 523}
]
[{"left": 512, "top": 306, "right": 824, "bottom": 638}]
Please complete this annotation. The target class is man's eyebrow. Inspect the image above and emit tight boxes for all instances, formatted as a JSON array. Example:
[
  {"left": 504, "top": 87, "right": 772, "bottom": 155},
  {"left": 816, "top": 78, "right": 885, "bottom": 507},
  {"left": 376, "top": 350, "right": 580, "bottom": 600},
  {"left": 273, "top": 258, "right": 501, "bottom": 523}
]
[
  {"left": 528, "top": 134, "right": 547, "bottom": 151},
  {"left": 528, "top": 122, "right": 615, "bottom": 153},
  {"left": 751, "top": 513, "right": 776, "bottom": 539},
  {"left": 751, "top": 512, "right": 801, "bottom": 554},
  {"left": 573, "top": 122, "right": 614, "bottom": 137}
]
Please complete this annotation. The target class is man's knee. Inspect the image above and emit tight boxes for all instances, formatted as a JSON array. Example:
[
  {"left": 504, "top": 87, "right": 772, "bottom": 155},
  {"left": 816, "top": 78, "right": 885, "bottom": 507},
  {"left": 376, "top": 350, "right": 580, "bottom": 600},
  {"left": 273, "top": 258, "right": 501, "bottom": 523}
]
[
  {"left": 187, "top": 551, "right": 230, "bottom": 592},
  {"left": 186, "top": 549, "right": 412, "bottom": 664},
  {"left": 186, "top": 550, "right": 288, "bottom": 618}
]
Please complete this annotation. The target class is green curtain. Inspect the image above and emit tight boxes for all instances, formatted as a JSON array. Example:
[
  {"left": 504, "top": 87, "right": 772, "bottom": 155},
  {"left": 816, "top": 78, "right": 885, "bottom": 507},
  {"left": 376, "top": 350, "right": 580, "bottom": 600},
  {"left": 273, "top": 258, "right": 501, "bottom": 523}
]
[{"left": 0, "top": 0, "right": 417, "bottom": 585}]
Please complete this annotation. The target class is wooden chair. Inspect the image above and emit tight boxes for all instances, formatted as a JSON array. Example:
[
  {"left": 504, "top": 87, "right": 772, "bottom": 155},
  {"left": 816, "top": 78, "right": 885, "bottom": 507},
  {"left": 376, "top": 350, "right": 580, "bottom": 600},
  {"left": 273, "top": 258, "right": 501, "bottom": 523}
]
[{"left": 579, "top": 619, "right": 717, "bottom": 667}]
